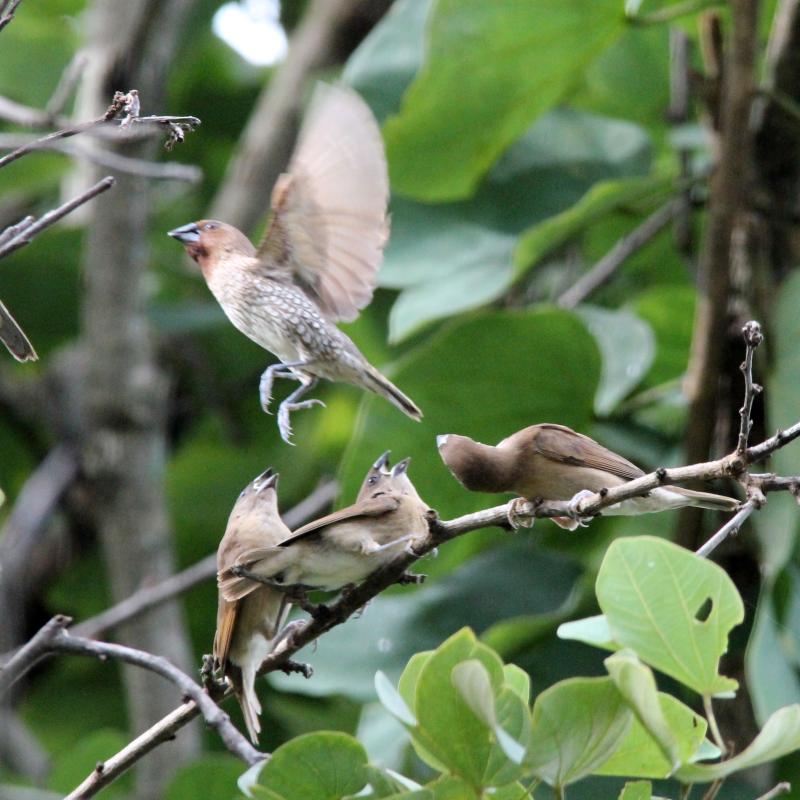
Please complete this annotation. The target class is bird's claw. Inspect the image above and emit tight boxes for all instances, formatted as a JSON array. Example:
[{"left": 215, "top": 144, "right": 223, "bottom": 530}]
[
  {"left": 397, "top": 571, "right": 426, "bottom": 585},
  {"left": 277, "top": 398, "right": 326, "bottom": 445},
  {"left": 507, "top": 497, "right": 535, "bottom": 530},
  {"left": 565, "top": 490, "right": 594, "bottom": 528}
]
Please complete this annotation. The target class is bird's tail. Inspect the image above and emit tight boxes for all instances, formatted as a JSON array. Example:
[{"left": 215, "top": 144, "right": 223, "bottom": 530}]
[
  {"left": 229, "top": 665, "right": 261, "bottom": 745},
  {"left": 363, "top": 366, "right": 422, "bottom": 421},
  {"left": 662, "top": 486, "right": 740, "bottom": 512}
]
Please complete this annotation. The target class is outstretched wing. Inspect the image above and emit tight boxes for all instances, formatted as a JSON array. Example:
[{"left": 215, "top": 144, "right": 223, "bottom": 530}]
[
  {"left": 532, "top": 424, "right": 644, "bottom": 481},
  {"left": 257, "top": 83, "right": 389, "bottom": 322}
]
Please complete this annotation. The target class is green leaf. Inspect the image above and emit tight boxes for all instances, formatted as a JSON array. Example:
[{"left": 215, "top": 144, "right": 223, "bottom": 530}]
[
  {"left": 502, "top": 664, "right": 531, "bottom": 705},
  {"left": 596, "top": 536, "right": 744, "bottom": 695},
  {"left": 576, "top": 306, "right": 655, "bottom": 415},
  {"left": 452, "top": 660, "right": 497, "bottom": 727},
  {"left": 604, "top": 650, "right": 680, "bottom": 770},
  {"left": 675, "top": 704, "right": 800, "bottom": 782},
  {"left": 357, "top": 703, "right": 410, "bottom": 771},
  {"left": 618, "top": 781, "right": 652, "bottom": 800},
  {"left": 527, "top": 677, "right": 632, "bottom": 788},
  {"left": 594, "top": 692, "right": 709, "bottom": 779},
  {"left": 339, "top": 309, "right": 601, "bottom": 523},
  {"left": 398, "top": 652, "right": 434, "bottom": 710},
  {"left": 363, "top": 765, "right": 425, "bottom": 798},
  {"left": 514, "top": 174, "right": 670, "bottom": 276},
  {"left": 253, "top": 731, "right": 368, "bottom": 800},
  {"left": 557, "top": 614, "right": 620, "bottom": 651},
  {"left": 165, "top": 755, "right": 243, "bottom": 800},
  {"left": 375, "top": 670, "right": 417, "bottom": 727},
  {"left": 424, "top": 776, "right": 479, "bottom": 800},
  {"left": 384, "top": 0, "right": 627, "bottom": 200}
]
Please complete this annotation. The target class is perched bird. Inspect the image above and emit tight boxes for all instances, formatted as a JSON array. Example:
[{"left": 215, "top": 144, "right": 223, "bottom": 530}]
[
  {"left": 219, "top": 455, "right": 429, "bottom": 597},
  {"left": 168, "top": 83, "right": 422, "bottom": 444},
  {"left": 214, "top": 467, "right": 292, "bottom": 744},
  {"left": 437, "top": 424, "right": 739, "bottom": 530},
  {"left": 0, "top": 299, "right": 37, "bottom": 362}
]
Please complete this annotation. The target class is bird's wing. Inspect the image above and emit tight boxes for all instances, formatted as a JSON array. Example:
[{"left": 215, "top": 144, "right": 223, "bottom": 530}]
[
  {"left": 278, "top": 494, "right": 401, "bottom": 546},
  {"left": 0, "top": 299, "right": 37, "bottom": 362},
  {"left": 256, "top": 83, "right": 389, "bottom": 322},
  {"left": 532, "top": 424, "right": 645, "bottom": 481},
  {"left": 213, "top": 597, "right": 237, "bottom": 669}
]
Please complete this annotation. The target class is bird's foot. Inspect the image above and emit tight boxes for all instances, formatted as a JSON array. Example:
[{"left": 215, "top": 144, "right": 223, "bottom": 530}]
[
  {"left": 230, "top": 564, "right": 285, "bottom": 590},
  {"left": 396, "top": 571, "right": 426, "bottom": 586},
  {"left": 564, "top": 490, "right": 595, "bottom": 529},
  {"left": 280, "top": 659, "right": 314, "bottom": 679},
  {"left": 277, "top": 397, "right": 326, "bottom": 445},
  {"left": 507, "top": 497, "right": 535, "bottom": 530}
]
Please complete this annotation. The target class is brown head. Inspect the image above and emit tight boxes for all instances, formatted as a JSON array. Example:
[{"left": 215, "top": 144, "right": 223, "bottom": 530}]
[
  {"left": 356, "top": 450, "right": 393, "bottom": 502},
  {"left": 436, "top": 433, "right": 514, "bottom": 494},
  {"left": 168, "top": 219, "right": 256, "bottom": 276},
  {"left": 227, "top": 467, "right": 281, "bottom": 526}
]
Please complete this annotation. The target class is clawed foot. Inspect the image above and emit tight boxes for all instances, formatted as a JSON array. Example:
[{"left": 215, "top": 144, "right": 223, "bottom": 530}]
[
  {"left": 564, "top": 489, "right": 595, "bottom": 529},
  {"left": 281, "top": 659, "right": 314, "bottom": 679},
  {"left": 277, "top": 397, "right": 326, "bottom": 445},
  {"left": 507, "top": 497, "right": 535, "bottom": 530},
  {"left": 396, "top": 571, "right": 426, "bottom": 585}
]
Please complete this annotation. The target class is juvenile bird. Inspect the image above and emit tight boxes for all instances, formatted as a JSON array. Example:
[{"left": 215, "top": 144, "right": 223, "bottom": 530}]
[
  {"left": 168, "top": 83, "right": 422, "bottom": 444},
  {"left": 437, "top": 424, "right": 739, "bottom": 530},
  {"left": 0, "top": 299, "right": 37, "bottom": 362},
  {"left": 219, "top": 455, "right": 428, "bottom": 597},
  {"left": 214, "top": 467, "right": 292, "bottom": 744}
]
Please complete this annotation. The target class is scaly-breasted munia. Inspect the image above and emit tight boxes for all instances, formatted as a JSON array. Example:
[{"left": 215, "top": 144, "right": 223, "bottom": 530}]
[
  {"left": 437, "top": 424, "right": 739, "bottom": 529},
  {"left": 168, "top": 83, "right": 421, "bottom": 443}
]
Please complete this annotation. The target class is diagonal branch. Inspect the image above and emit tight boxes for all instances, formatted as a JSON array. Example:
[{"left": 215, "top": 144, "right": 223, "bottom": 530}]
[{"left": 0, "top": 0, "right": 22, "bottom": 32}]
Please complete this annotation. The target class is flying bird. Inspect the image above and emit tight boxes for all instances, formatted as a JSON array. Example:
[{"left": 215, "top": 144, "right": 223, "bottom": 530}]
[
  {"left": 219, "top": 455, "right": 428, "bottom": 597},
  {"left": 437, "top": 424, "right": 739, "bottom": 529},
  {"left": 214, "top": 467, "right": 292, "bottom": 743},
  {"left": 169, "top": 83, "right": 421, "bottom": 444}
]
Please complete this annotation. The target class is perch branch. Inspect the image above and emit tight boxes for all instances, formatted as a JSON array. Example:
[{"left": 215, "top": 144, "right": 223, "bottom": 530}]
[
  {"left": 0, "top": 0, "right": 21, "bottom": 32},
  {"left": 736, "top": 320, "right": 764, "bottom": 453},
  {"left": 0, "top": 176, "right": 115, "bottom": 260},
  {"left": 0, "top": 615, "right": 263, "bottom": 767}
]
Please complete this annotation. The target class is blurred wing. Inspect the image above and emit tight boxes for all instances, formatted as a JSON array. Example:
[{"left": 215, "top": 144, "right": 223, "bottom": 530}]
[
  {"left": 257, "top": 83, "right": 389, "bottom": 322},
  {"left": 280, "top": 494, "right": 400, "bottom": 546},
  {"left": 213, "top": 597, "right": 237, "bottom": 668},
  {"left": 533, "top": 424, "right": 644, "bottom": 481},
  {"left": 0, "top": 299, "right": 37, "bottom": 362}
]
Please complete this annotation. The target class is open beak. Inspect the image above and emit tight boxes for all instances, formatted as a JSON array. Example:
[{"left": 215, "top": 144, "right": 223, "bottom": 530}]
[
  {"left": 254, "top": 468, "right": 278, "bottom": 491},
  {"left": 436, "top": 435, "right": 449, "bottom": 449},
  {"left": 391, "top": 457, "right": 411, "bottom": 477},
  {"left": 373, "top": 450, "right": 391, "bottom": 471},
  {"left": 168, "top": 222, "right": 200, "bottom": 245}
]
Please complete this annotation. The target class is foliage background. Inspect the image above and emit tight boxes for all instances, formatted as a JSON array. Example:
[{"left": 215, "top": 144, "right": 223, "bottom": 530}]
[{"left": 1, "top": 0, "right": 799, "bottom": 798}]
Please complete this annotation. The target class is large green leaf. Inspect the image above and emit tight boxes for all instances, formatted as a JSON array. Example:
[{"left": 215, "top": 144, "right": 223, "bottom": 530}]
[
  {"left": 675, "top": 705, "right": 800, "bottom": 782},
  {"left": 527, "top": 676, "right": 632, "bottom": 788},
  {"left": 339, "top": 309, "right": 601, "bottom": 522},
  {"left": 618, "top": 782, "right": 653, "bottom": 800},
  {"left": 596, "top": 537, "right": 744, "bottom": 696},
  {"left": 252, "top": 731, "right": 368, "bottom": 800},
  {"left": 384, "top": 0, "right": 627, "bottom": 200}
]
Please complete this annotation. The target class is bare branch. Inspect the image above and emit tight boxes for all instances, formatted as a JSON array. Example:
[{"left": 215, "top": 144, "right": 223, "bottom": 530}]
[
  {"left": 0, "top": 0, "right": 22, "bottom": 32},
  {"left": 754, "top": 782, "right": 792, "bottom": 800},
  {"left": 557, "top": 198, "right": 684, "bottom": 309},
  {"left": 736, "top": 320, "right": 764, "bottom": 453},
  {"left": 45, "top": 52, "right": 88, "bottom": 119},
  {"left": 70, "top": 479, "right": 337, "bottom": 640},
  {"left": 0, "top": 175, "right": 115, "bottom": 260},
  {"left": 0, "top": 616, "right": 264, "bottom": 767},
  {"left": 696, "top": 499, "right": 759, "bottom": 557}
]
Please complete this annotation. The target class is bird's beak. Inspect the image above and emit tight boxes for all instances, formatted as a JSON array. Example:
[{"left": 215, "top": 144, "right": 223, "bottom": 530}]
[
  {"left": 373, "top": 450, "right": 391, "bottom": 471},
  {"left": 391, "top": 457, "right": 411, "bottom": 477},
  {"left": 254, "top": 468, "right": 278, "bottom": 491},
  {"left": 168, "top": 222, "right": 200, "bottom": 244},
  {"left": 436, "top": 435, "right": 449, "bottom": 449}
]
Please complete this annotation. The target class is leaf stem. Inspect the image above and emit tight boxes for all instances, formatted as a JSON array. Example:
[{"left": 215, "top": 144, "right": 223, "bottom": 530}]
[{"left": 703, "top": 694, "right": 727, "bottom": 756}]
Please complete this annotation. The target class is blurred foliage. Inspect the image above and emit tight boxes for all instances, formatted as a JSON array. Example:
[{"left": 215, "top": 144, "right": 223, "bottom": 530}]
[{"left": 1, "top": 0, "right": 799, "bottom": 798}]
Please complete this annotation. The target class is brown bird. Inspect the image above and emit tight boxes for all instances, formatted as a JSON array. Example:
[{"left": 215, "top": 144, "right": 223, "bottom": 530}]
[
  {"left": 437, "top": 424, "right": 739, "bottom": 530},
  {"left": 214, "top": 467, "right": 292, "bottom": 744},
  {"left": 168, "top": 83, "right": 422, "bottom": 444},
  {"left": 0, "top": 299, "right": 37, "bottom": 362},
  {"left": 219, "top": 455, "right": 428, "bottom": 596}
]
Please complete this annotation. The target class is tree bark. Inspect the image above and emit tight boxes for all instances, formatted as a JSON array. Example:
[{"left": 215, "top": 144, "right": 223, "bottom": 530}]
[{"left": 74, "top": 1, "right": 201, "bottom": 797}]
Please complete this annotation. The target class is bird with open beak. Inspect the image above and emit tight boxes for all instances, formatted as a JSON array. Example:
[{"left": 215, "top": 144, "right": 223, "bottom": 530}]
[
  {"left": 213, "top": 467, "right": 292, "bottom": 744},
  {"left": 168, "top": 83, "right": 421, "bottom": 444},
  {"left": 219, "top": 454, "right": 429, "bottom": 597},
  {"left": 437, "top": 424, "right": 739, "bottom": 530}
]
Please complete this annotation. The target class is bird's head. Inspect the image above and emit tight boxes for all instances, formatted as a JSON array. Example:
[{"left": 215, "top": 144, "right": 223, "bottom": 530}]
[
  {"left": 232, "top": 467, "right": 280, "bottom": 518},
  {"left": 437, "top": 433, "right": 498, "bottom": 492},
  {"left": 168, "top": 219, "right": 256, "bottom": 274}
]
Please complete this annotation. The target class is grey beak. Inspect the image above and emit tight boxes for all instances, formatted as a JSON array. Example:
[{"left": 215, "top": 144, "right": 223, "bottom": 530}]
[
  {"left": 391, "top": 457, "right": 411, "bottom": 477},
  {"left": 255, "top": 468, "right": 278, "bottom": 491},
  {"left": 168, "top": 222, "right": 200, "bottom": 244},
  {"left": 373, "top": 450, "right": 391, "bottom": 470},
  {"left": 436, "top": 435, "right": 449, "bottom": 449}
]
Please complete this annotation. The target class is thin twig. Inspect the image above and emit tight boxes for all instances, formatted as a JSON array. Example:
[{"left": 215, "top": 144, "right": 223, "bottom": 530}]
[
  {"left": 695, "top": 500, "right": 757, "bottom": 557},
  {"left": 44, "top": 52, "right": 88, "bottom": 119},
  {"left": 736, "top": 321, "right": 764, "bottom": 454},
  {"left": 70, "top": 480, "right": 337, "bottom": 640},
  {"left": 557, "top": 198, "right": 683, "bottom": 309},
  {"left": 0, "top": 616, "right": 264, "bottom": 765},
  {"left": 754, "top": 782, "right": 791, "bottom": 800},
  {"left": 0, "top": 176, "right": 115, "bottom": 260},
  {"left": 0, "top": 0, "right": 21, "bottom": 32},
  {"left": 703, "top": 694, "right": 727, "bottom": 756}
]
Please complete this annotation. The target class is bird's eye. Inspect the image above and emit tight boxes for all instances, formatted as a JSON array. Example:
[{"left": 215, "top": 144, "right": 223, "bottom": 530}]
[
  {"left": 368, "top": 475, "right": 378, "bottom": 485},
  {"left": 203, "top": 222, "right": 218, "bottom": 231}
]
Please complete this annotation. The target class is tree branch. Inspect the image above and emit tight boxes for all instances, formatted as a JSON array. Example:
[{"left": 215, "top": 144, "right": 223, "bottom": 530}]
[
  {"left": 736, "top": 320, "right": 764, "bottom": 453},
  {"left": 0, "top": 0, "right": 22, "bottom": 32}
]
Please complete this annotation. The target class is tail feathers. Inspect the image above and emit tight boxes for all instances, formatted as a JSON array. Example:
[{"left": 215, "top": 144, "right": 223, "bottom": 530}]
[
  {"left": 364, "top": 367, "right": 422, "bottom": 421},
  {"left": 663, "top": 486, "right": 740, "bottom": 512},
  {"left": 231, "top": 665, "right": 262, "bottom": 745}
]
